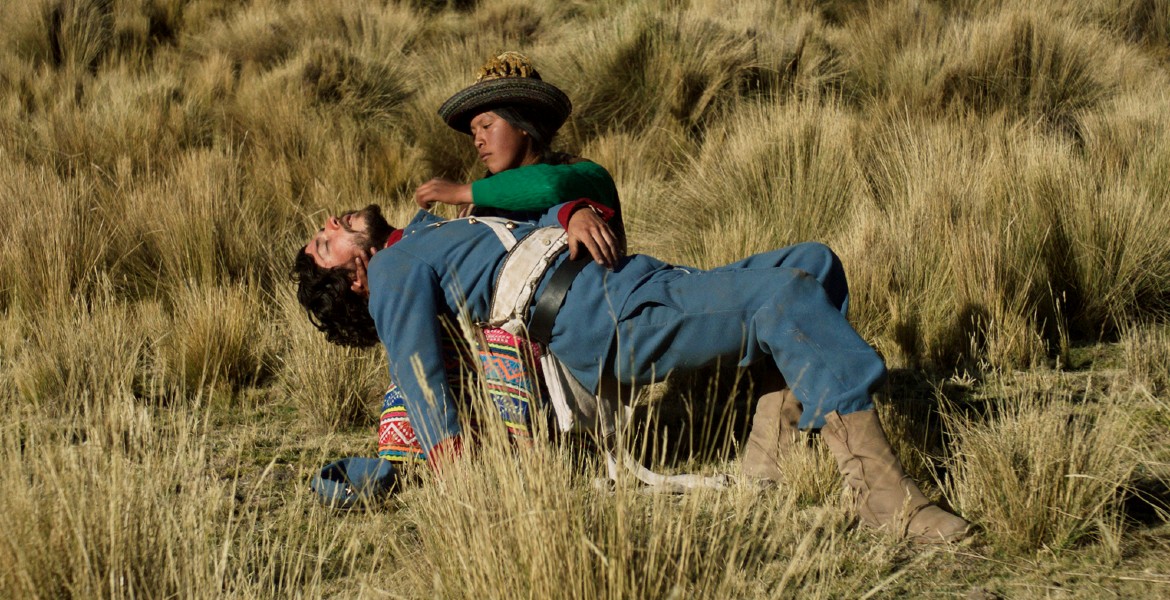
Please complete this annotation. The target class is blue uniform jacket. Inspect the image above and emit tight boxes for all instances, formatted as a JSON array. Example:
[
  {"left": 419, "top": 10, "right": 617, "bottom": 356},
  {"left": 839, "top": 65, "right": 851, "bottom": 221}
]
[{"left": 366, "top": 205, "right": 662, "bottom": 451}]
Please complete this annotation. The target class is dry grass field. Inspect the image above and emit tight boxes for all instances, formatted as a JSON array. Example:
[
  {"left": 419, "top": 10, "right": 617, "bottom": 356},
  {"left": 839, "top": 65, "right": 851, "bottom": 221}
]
[{"left": 2, "top": 0, "right": 1170, "bottom": 597}]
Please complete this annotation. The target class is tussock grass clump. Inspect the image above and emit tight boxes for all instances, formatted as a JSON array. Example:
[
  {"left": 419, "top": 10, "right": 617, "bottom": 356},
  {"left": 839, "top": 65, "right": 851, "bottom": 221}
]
[
  {"left": 107, "top": 0, "right": 185, "bottom": 67},
  {"left": 34, "top": 67, "right": 195, "bottom": 177},
  {"left": 1055, "top": 181, "right": 1170, "bottom": 337},
  {"left": 840, "top": 115, "right": 1043, "bottom": 368},
  {"left": 470, "top": 0, "right": 551, "bottom": 45},
  {"left": 1011, "top": 108, "right": 1170, "bottom": 341},
  {"left": 0, "top": 399, "right": 384, "bottom": 599},
  {"left": 944, "top": 391, "right": 1139, "bottom": 553},
  {"left": 0, "top": 411, "right": 221, "bottom": 599},
  {"left": 388, "top": 42, "right": 490, "bottom": 179},
  {"left": 295, "top": 41, "right": 412, "bottom": 123},
  {"left": 223, "top": 57, "right": 424, "bottom": 210},
  {"left": 0, "top": 157, "right": 112, "bottom": 311},
  {"left": 553, "top": 8, "right": 786, "bottom": 147},
  {"left": 1, "top": 1, "right": 57, "bottom": 65},
  {"left": 47, "top": 0, "right": 116, "bottom": 72},
  {"left": 821, "top": 0, "right": 951, "bottom": 109},
  {"left": 191, "top": 3, "right": 298, "bottom": 71},
  {"left": 115, "top": 150, "right": 249, "bottom": 286},
  {"left": 775, "top": 434, "right": 841, "bottom": 508},
  {"left": 398, "top": 354, "right": 863, "bottom": 597},
  {"left": 578, "top": 127, "right": 692, "bottom": 256},
  {"left": 1043, "top": 0, "right": 1170, "bottom": 55},
  {"left": 875, "top": 393, "right": 946, "bottom": 489},
  {"left": 1123, "top": 322, "right": 1170, "bottom": 396},
  {"left": 662, "top": 102, "right": 860, "bottom": 268},
  {"left": 152, "top": 282, "right": 274, "bottom": 398},
  {"left": 277, "top": 289, "right": 384, "bottom": 430},
  {"left": 7, "top": 293, "right": 146, "bottom": 416},
  {"left": 188, "top": 0, "right": 428, "bottom": 74},
  {"left": 939, "top": 10, "right": 1111, "bottom": 139}
]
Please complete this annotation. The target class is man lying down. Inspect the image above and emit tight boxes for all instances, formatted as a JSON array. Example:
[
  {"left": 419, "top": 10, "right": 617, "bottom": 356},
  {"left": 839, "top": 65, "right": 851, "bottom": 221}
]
[{"left": 290, "top": 201, "right": 972, "bottom": 544}]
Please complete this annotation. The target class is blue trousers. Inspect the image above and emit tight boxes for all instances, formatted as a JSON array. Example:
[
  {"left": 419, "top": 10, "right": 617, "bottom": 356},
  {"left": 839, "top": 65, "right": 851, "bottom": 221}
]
[{"left": 607, "top": 243, "right": 884, "bottom": 429}]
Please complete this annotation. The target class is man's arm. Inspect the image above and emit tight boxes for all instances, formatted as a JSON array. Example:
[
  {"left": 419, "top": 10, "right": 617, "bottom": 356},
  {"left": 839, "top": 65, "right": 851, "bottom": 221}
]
[{"left": 367, "top": 253, "right": 461, "bottom": 459}]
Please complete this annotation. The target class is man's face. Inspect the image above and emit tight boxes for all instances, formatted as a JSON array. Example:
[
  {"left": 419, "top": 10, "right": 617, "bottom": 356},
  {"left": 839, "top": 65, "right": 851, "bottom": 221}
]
[{"left": 303, "top": 204, "right": 391, "bottom": 269}]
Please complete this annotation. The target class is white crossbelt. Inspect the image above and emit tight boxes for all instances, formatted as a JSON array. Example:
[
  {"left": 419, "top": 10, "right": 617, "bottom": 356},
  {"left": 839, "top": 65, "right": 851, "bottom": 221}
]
[{"left": 486, "top": 227, "right": 568, "bottom": 336}]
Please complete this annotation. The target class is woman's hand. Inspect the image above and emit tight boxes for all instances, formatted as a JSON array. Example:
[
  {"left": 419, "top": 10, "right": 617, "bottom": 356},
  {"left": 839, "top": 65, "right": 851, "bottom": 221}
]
[
  {"left": 415, "top": 178, "right": 472, "bottom": 209},
  {"left": 566, "top": 207, "right": 618, "bottom": 269},
  {"left": 350, "top": 247, "right": 377, "bottom": 298}
]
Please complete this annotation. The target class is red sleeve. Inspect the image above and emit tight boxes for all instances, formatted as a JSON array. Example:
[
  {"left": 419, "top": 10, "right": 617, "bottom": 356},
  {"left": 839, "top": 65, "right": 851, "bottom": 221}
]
[
  {"left": 557, "top": 199, "right": 615, "bottom": 230},
  {"left": 426, "top": 435, "right": 463, "bottom": 474}
]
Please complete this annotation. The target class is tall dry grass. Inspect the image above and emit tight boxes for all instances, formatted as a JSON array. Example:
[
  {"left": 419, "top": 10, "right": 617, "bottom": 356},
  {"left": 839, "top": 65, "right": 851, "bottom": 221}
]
[
  {"left": 2, "top": 0, "right": 1169, "bottom": 596},
  {"left": 943, "top": 390, "right": 1139, "bottom": 555}
]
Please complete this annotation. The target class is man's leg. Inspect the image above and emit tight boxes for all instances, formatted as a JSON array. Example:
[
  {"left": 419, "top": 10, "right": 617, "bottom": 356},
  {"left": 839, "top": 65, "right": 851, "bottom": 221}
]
[
  {"left": 707, "top": 241, "right": 849, "bottom": 316},
  {"left": 820, "top": 408, "right": 970, "bottom": 543},
  {"left": 709, "top": 242, "right": 841, "bottom": 481},
  {"left": 611, "top": 265, "right": 877, "bottom": 428},
  {"left": 740, "top": 368, "right": 804, "bottom": 483},
  {"left": 609, "top": 262, "right": 970, "bottom": 543}
]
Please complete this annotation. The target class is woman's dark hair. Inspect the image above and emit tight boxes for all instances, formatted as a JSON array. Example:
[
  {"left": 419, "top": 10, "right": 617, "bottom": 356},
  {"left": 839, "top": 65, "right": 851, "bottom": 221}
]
[{"left": 291, "top": 250, "right": 380, "bottom": 348}]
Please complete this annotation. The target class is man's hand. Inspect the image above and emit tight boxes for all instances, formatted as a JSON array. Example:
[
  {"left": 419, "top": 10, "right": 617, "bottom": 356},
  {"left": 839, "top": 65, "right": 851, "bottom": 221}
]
[
  {"left": 350, "top": 247, "right": 377, "bottom": 298},
  {"left": 566, "top": 207, "right": 618, "bottom": 269},
  {"left": 415, "top": 178, "right": 472, "bottom": 209}
]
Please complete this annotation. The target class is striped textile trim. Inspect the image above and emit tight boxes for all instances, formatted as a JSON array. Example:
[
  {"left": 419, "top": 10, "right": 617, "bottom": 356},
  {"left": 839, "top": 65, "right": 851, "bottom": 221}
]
[
  {"left": 377, "top": 328, "right": 544, "bottom": 461},
  {"left": 481, "top": 328, "right": 542, "bottom": 441},
  {"left": 377, "top": 387, "right": 426, "bottom": 464}
]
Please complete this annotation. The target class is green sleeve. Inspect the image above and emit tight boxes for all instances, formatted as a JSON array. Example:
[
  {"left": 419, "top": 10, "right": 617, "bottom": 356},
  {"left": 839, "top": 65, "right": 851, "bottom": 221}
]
[{"left": 470, "top": 161, "right": 618, "bottom": 212}]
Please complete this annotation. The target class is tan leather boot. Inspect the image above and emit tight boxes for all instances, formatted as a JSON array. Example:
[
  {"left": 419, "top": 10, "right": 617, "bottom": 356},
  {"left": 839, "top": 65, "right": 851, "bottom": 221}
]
[
  {"left": 741, "top": 373, "right": 804, "bottom": 483},
  {"left": 821, "top": 409, "right": 971, "bottom": 544}
]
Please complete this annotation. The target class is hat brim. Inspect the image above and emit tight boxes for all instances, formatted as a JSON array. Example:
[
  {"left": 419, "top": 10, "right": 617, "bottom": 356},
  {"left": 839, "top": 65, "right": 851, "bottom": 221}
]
[{"left": 438, "top": 78, "right": 571, "bottom": 135}]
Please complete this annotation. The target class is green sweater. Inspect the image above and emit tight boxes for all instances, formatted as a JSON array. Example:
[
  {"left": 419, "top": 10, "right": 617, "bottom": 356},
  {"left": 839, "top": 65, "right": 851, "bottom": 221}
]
[{"left": 470, "top": 161, "right": 619, "bottom": 212}]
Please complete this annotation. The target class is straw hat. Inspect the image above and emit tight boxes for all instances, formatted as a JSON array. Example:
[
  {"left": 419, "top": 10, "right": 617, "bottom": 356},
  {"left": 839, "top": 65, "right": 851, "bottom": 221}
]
[{"left": 437, "top": 51, "right": 571, "bottom": 135}]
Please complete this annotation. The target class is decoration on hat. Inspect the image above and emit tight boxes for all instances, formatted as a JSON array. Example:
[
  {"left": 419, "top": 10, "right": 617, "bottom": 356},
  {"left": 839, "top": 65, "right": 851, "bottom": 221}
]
[{"left": 476, "top": 51, "right": 541, "bottom": 82}]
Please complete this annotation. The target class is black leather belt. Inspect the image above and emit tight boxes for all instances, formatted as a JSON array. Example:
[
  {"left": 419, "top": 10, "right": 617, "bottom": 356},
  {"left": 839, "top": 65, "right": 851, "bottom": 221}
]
[{"left": 527, "top": 255, "right": 590, "bottom": 346}]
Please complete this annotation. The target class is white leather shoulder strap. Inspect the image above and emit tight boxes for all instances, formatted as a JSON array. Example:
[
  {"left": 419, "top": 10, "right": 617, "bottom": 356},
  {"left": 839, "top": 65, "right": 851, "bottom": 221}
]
[
  {"left": 470, "top": 217, "right": 520, "bottom": 250},
  {"left": 486, "top": 227, "right": 568, "bottom": 334},
  {"left": 428, "top": 215, "right": 520, "bottom": 249}
]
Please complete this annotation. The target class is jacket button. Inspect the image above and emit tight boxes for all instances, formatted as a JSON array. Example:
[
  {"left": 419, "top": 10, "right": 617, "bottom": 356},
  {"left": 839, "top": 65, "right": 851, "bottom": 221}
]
[
  {"left": 505, "top": 221, "right": 516, "bottom": 229},
  {"left": 468, "top": 218, "right": 478, "bottom": 224}
]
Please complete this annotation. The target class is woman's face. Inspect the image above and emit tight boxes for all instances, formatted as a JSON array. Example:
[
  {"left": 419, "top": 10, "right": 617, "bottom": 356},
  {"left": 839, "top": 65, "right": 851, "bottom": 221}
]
[{"left": 469, "top": 111, "right": 537, "bottom": 173}]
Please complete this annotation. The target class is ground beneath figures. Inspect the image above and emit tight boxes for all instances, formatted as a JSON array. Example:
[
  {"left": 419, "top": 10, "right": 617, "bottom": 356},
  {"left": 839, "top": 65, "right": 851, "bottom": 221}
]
[{"left": 203, "top": 343, "right": 1169, "bottom": 598}]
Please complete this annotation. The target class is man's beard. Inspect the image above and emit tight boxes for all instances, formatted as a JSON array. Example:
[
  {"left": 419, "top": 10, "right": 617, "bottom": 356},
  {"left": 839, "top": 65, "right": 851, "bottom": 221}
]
[{"left": 352, "top": 204, "right": 392, "bottom": 250}]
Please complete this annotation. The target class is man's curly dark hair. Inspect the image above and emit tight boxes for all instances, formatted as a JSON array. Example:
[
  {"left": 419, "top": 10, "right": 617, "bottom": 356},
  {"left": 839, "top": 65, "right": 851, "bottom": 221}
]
[{"left": 291, "top": 250, "right": 380, "bottom": 348}]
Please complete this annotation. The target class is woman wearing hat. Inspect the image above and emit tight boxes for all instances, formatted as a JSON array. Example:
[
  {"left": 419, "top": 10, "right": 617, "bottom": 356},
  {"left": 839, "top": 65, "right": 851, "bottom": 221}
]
[{"left": 416, "top": 51, "right": 626, "bottom": 257}]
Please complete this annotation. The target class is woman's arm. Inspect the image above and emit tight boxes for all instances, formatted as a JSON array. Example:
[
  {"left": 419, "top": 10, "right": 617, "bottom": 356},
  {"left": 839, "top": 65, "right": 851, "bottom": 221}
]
[
  {"left": 472, "top": 161, "right": 619, "bottom": 212},
  {"left": 414, "top": 161, "right": 619, "bottom": 212}
]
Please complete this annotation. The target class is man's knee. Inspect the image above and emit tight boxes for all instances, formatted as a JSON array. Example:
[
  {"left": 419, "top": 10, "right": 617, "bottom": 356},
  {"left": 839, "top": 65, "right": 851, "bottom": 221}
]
[{"left": 788, "top": 241, "right": 848, "bottom": 313}]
